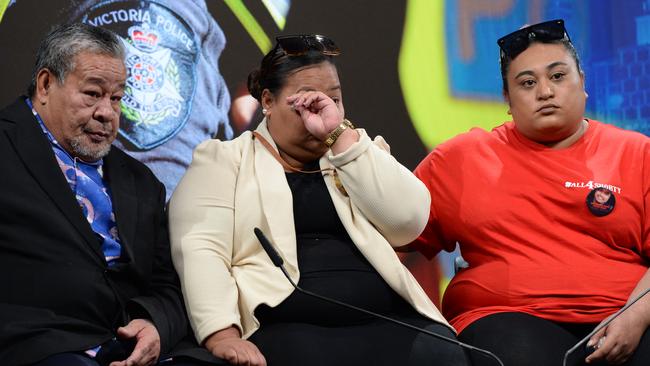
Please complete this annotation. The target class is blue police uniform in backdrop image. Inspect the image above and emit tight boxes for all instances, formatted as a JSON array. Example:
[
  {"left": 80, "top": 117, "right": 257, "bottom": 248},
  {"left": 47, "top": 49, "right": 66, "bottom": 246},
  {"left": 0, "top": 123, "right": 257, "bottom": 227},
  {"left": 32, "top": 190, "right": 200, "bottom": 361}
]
[{"left": 71, "top": 0, "right": 232, "bottom": 201}]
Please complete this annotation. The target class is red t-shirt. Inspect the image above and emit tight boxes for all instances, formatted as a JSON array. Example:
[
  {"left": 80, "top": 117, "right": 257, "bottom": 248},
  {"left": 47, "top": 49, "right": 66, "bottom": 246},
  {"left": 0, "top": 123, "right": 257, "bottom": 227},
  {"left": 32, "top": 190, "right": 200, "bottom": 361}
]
[{"left": 414, "top": 120, "right": 650, "bottom": 333}]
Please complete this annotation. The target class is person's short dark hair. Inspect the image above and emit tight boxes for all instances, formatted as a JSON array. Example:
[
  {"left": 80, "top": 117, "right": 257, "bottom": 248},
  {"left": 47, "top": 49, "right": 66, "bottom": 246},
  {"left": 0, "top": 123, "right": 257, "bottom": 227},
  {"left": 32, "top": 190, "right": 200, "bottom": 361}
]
[
  {"left": 247, "top": 34, "right": 340, "bottom": 101},
  {"left": 27, "top": 23, "right": 125, "bottom": 97},
  {"left": 497, "top": 19, "right": 582, "bottom": 93}
]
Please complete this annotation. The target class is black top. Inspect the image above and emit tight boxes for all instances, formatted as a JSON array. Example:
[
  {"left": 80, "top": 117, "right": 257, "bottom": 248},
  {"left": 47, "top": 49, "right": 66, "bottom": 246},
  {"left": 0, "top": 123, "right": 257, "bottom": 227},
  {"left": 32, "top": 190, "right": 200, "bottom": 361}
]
[{"left": 255, "top": 161, "right": 410, "bottom": 325}]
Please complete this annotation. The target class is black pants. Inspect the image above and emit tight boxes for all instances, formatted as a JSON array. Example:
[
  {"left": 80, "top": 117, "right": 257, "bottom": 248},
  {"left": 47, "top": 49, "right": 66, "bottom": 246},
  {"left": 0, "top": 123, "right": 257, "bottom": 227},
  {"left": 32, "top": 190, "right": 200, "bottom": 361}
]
[
  {"left": 459, "top": 312, "right": 650, "bottom": 366},
  {"left": 250, "top": 318, "right": 471, "bottom": 366}
]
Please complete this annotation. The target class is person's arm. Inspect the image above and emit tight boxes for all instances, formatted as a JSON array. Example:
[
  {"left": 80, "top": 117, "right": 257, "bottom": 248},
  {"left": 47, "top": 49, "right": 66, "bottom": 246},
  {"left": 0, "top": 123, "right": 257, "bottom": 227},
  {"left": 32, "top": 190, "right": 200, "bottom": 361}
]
[
  {"left": 169, "top": 138, "right": 264, "bottom": 365},
  {"left": 124, "top": 180, "right": 187, "bottom": 357},
  {"left": 288, "top": 90, "right": 429, "bottom": 245},
  {"left": 203, "top": 326, "right": 266, "bottom": 366},
  {"left": 404, "top": 147, "right": 459, "bottom": 259},
  {"left": 586, "top": 143, "right": 650, "bottom": 365},
  {"left": 585, "top": 269, "right": 650, "bottom": 365},
  {"left": 327, "top": 131, "right": 431, "bottom": 246}
]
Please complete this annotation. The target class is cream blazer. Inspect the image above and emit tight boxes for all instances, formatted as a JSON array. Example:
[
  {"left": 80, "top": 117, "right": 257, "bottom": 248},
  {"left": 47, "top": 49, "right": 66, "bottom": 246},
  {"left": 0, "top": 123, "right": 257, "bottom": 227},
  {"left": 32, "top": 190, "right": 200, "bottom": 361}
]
[{"left": 169, "top": 120, "right": 451, "bottom": 344}]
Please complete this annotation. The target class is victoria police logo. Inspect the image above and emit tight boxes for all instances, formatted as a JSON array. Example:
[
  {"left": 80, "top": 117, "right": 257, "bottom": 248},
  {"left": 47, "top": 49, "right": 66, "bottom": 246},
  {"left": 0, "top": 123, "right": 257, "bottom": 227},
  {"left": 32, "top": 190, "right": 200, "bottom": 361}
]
[{"left": 79, "top": 1, "right": 198, "bottom": 149}]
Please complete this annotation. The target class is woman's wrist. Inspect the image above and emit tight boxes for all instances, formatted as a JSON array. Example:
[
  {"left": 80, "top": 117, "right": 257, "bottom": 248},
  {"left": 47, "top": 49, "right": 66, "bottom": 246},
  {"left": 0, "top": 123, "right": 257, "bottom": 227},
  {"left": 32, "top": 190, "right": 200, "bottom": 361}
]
[
  {"left": 324, "top": 119, "right": 354, "bottom": 147},
  {"left": 204, "top": 325, "right": 242, "bottom": 351},
  {"left": 329, "top": 126, "right": 359, "bottom": 155}
]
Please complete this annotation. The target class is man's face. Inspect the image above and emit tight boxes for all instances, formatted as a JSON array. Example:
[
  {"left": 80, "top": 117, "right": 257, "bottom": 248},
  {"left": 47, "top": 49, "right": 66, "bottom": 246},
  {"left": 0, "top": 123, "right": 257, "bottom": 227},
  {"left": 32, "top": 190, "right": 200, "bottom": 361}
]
[{"left": 35, "top": 52, "right": 126, "bottom": 161}]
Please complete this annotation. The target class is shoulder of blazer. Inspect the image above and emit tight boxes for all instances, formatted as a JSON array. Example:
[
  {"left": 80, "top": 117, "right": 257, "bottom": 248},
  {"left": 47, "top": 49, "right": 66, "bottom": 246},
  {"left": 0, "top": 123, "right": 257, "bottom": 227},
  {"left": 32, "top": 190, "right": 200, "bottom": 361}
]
[
  {"left": 107, "top": 146, "right": 158, "bottom": 180},
  {"left": 192, "top": 131, "right": 254, "bottom": 168},
  {"left": 104, "top": 146, "right": 165, "bottom": 200},
  {"left": 0, "top": 97, "right": 31, "bottom": 132}
]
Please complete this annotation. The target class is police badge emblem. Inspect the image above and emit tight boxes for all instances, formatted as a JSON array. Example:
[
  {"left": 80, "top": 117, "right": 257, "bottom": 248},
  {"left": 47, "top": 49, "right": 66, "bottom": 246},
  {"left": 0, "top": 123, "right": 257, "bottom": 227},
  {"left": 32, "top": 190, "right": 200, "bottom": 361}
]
[{"left": 79, "top": 0, "right": 198, "bottom": 149}]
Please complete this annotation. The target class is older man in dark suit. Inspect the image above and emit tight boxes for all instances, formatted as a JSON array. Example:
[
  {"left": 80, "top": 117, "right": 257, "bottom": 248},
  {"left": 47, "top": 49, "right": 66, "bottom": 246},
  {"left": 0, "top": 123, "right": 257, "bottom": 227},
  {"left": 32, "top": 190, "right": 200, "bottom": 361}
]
[{"left": 0, "top": 23, "right": 220, "bottom": 366}]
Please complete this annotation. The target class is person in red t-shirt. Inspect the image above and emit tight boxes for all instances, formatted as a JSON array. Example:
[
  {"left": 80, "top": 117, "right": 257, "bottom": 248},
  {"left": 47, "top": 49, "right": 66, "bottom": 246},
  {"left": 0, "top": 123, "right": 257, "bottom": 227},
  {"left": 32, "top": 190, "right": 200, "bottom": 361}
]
[{"left": 413, "top": 19, "right": 650, "bottom": 366}]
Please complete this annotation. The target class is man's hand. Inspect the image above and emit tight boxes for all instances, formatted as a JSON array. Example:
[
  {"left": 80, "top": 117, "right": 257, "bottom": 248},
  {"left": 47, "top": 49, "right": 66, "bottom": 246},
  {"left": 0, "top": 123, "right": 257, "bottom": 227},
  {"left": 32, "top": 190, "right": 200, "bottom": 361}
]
[
  {"left": 205, "top": 326, "right": 266, "bottom": 366},
  {"left": 110, "top": 318, "right": 161, "bottom": 366}
]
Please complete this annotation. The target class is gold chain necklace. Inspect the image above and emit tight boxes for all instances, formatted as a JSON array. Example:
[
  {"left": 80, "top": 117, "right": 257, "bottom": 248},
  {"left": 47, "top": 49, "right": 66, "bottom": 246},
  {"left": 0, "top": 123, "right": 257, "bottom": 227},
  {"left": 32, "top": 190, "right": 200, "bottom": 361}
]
[{"left": 252, "top": 131, "right": 348, "bottom": 197}]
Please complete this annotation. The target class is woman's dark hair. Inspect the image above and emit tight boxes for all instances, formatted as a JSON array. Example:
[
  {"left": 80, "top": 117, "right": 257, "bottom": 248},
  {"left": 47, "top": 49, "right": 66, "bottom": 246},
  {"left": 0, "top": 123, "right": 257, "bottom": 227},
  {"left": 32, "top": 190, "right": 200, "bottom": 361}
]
[{"left": 247, "top": 44, "right": 337, "bottom": 101}]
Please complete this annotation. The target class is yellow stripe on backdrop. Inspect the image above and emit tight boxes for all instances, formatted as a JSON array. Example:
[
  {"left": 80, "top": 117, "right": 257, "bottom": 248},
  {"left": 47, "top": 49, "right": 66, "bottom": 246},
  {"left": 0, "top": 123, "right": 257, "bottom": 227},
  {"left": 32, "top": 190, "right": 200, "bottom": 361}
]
[
  {"left": 0, "top": 0, "right": 11, "bottom": 23},
  {"left": 400, "top": 0, "right": 509, "bottom": 150},
  {"left": 224, "top": 0, "right": 273, "bottom": 54},
  {"left": 262, "top": 0, "right": 287, "bottom": 30}
]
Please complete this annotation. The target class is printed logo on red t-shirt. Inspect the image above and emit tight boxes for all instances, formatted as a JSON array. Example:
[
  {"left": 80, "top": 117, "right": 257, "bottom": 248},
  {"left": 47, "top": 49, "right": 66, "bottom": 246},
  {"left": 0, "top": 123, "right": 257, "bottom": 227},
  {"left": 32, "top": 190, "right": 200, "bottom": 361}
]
[{"left": 564, "top": 180, "right": 622, "bottom": 194}]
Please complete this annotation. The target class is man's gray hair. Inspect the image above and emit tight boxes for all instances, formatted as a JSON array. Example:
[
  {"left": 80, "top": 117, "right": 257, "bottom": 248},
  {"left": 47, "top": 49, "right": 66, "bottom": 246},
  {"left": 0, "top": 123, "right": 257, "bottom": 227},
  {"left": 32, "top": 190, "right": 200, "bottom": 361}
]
[{"left": 27, "top": 23, "right": 125, "bottom": 96}]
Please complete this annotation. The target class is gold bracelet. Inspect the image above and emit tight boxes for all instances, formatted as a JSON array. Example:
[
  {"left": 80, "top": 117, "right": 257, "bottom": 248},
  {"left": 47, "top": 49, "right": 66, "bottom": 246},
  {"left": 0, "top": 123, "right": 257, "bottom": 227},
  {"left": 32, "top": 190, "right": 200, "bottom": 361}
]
[{"left": 324, "top": 119, "right": 355, "bottom": 147}]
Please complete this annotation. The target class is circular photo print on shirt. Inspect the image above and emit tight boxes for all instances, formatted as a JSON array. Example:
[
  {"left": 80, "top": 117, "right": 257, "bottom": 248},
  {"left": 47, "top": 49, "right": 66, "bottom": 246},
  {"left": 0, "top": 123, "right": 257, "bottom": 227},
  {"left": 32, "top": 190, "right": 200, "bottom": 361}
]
[{"left": 586, "top": 187, "right": 616, "bottom": 217}]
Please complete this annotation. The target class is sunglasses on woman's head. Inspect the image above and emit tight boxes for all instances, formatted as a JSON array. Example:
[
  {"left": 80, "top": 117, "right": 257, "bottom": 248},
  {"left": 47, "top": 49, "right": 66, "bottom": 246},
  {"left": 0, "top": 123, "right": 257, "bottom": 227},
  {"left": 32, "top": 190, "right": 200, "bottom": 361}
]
[
  {"left": 497, "top": 19, "right": 571, "bottom": 60},
  {"left": 275, "top": 34, "right": 341, "bottom": 56}
]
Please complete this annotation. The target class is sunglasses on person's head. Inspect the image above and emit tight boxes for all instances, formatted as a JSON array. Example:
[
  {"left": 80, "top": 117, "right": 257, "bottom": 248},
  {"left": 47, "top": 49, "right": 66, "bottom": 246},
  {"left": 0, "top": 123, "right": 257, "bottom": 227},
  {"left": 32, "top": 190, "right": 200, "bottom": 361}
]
[
  {"left": 497, "top": 19, "right": 571, "bottom": 60},
  {"left": 275, "top": 34, "right": 341, "bottom": 56}
]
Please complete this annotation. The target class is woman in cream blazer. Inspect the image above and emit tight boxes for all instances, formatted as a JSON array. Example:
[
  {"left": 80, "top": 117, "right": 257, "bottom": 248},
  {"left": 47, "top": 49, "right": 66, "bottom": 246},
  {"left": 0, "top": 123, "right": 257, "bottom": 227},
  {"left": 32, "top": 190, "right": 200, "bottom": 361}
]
[{"left": 169, "top": 34, "right": 468, "bottom": 366}]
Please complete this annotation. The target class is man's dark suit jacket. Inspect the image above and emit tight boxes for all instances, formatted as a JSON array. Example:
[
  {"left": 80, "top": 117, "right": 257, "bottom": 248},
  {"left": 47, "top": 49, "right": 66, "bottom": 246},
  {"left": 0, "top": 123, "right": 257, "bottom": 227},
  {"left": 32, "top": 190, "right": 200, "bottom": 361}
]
[{"left": 0, "top": 98, "right": 193, "bottom": 365}]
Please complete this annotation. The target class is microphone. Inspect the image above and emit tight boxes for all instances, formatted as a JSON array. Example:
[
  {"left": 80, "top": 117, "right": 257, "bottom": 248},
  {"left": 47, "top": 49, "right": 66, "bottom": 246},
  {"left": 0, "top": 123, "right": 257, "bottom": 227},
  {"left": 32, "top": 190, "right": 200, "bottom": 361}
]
[
  {"left": 254, "top": 227, "right": 284, "bottom": 267},
  {"left": 562, "top": 287, "right": 650, "bottom": 366},
  {"left": 253, "top": 227, "right": 504, "bottom": 366}
]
